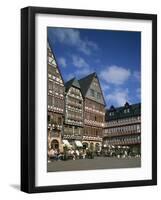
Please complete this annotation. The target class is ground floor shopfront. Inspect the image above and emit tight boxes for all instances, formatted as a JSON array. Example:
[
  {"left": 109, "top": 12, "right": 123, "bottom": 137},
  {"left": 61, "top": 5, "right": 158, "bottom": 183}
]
[
  {"left": 82, "top": 140, "right": 102, "bottom": 152},
  {"left": 48, "top": 134, "right": 140, "bottom": 156},
  {"left": 49, "top": 139, "right": 102, "bottom": 152},
  {"left": 48, "top": 126, "right": 103, "bottom": 153},
  {"left": 48, "top": 135, "right": 103, "bottom": 154},
  {"left": 102, "top": 143, "right": 141, "bottom": 157}
]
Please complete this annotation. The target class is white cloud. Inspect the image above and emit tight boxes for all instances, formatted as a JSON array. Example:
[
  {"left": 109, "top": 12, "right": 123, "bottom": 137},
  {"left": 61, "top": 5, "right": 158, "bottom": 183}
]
[
  {"left": 50, "top": 28, "right": 98, "bottom": 55},
  {"left": 79, "top": 39, "right": 98, "bottom": 55},
  {"left": 58, "top": 57, "right": 67, "bottom": 68},
  {"left": 75, "top": 67, "right": 93, "bottom": 78},
  {"left": 72, "top": 55, "right": 89, "bottom": 68},
  {"left": 64, "top": 54, "right": 93, "bottom": 80},
  {"left": 100, "top": 65, "right": 131, "bottom": 85},
  {"left": 106, "top": 88, "right": 130, "bottom": 107},
  {"left": 65, "top": 67, "right": 93, "bottom": 81},
  {"left": 101, "top": 82, "right": 110, "bottom": 92}
]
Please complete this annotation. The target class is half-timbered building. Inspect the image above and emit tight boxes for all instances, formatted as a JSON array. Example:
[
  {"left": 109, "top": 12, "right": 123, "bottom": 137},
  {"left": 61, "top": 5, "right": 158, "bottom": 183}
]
[
  {"left": 79, "top": 73, "right": 106, "bottom": 152},
  {"left": 63, "top": 78, "right": 84, "bottom": 148},
  {"left": 47, "top": 42, "right": 65, "bottom": 152}
]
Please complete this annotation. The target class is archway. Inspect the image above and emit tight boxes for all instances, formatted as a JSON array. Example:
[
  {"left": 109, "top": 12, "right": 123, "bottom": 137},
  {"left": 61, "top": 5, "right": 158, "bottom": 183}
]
[
  {"left": 51, "top": 139, "right": 59, "bottom": 150},
  {"left": 82, "top": 142, "right": 88, "bottom": 149}
]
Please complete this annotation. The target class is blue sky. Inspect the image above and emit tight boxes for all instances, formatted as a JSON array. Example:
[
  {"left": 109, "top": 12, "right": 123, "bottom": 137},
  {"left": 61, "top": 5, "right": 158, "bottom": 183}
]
[{"left": 48, "top": 27, "right": 141, "bottom": 108}]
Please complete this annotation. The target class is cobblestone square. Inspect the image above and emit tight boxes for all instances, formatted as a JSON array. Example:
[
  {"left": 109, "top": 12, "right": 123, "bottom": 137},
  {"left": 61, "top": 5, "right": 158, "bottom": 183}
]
[{"left": 47, "top": 157, "right": 141, "bottom": 172}]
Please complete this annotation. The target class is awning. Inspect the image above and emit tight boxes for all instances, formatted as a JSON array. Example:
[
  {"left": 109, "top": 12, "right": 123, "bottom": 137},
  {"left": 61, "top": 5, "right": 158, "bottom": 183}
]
[
  {"left": 75, "top": 140, "right": 83, "bottom": 147},
  {"left": 62, "top": 140, "right": 72, "bottom": 148}
]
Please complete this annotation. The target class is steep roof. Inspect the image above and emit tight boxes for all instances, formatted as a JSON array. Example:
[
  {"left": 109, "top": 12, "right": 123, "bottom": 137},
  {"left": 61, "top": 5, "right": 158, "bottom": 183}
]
[
  {"left": 105, "top": 102, "right": 141, "bottom": 121},
  {"left": 78, "top": 72, "right": 96, "bottom": 97},
  {"left": 79, "top": 72, "right": 106, "bottom": 105},
  {"left": 65, "top": 77, "right": 81, "bottom": 92},
  {"left": 47, "top": 40, "right": 65, "bottom": 85}
]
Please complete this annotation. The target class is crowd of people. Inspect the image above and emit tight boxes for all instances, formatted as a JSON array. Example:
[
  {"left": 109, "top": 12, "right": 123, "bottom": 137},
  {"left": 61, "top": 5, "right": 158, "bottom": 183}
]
[
  {"left": 48, "top": 145, "right": 140, "bottom": 162},
  {"left": 48, "top": 147, "right": 97, "bottom": 161},
  {"left": 102, "top": 145, "right": 141, "bottom": 158}
]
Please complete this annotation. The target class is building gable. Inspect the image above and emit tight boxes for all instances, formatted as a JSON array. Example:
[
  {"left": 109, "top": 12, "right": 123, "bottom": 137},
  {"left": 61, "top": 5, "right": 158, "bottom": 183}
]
[
  {"left": 65, "top": 78, "right": 81, "bottom": 92},
  {"left": 47, "top": 42, "right": 64, "bottom": 85},
  {"left": 86, "top": 75, "right": 105, "bottom": 105}
]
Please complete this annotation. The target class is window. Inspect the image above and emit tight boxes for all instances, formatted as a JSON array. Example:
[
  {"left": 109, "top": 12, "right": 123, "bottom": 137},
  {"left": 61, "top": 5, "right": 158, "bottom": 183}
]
[
  {"left": 137, "top": 124, "right": 141, "bottom": 132},
  {"left": 58, "top": 117, "right": 62, "bottom": 124},
  {"left": 48, "top": 96, "right": 52, "bottom": 106},
  {"left": 96, "top": 130, "right": 98, "bottom": 137},
  {"left": 48, "top": 81, "right": 52, "bottom": 90},
  {"left": 97, "top": 92, "right": 101, "bottom": 99},
  {"left": 59, "top": 86, "right": 63, "bottom": 94},
  {"left": 52, "top": 97, "right": 55, "bottom": 106},
  {"left": 109, "top": 112, "right": 114, "bottom": 116},
  {"left": 48, "top": 56, "right": 53, "bottom": 64},
  {"left": 93, "top": 81, "right": 98, "bottom": 87},
  {"left": 55, "top": 98, "right": 58, "bottom": 107},
  {"left": 124, "top": 108, "right": 130, "bottom": 113},
  {"left": 90, "top": 89, "right": 95, "bottom": 97}
]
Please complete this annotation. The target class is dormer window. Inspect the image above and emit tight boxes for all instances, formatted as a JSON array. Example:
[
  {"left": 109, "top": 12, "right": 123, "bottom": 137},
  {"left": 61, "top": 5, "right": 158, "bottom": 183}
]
[
  {"left": 109, "top": 112, "right": 114, "bottom": 116},
  {"left": 124, "top": 102, "right": 130, "bottom": 113},
  {"left": 124, "top": 108, "right": 130, "bottom": 113}
]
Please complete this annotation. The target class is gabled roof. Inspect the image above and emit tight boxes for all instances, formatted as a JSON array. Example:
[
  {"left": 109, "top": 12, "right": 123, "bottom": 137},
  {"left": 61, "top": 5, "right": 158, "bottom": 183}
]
[
  {"left": 47, "top": 40, "right": 65, "bottom": 85},
  {"left": 65, "top": 77, "right": 81, "bottom": 92},
  {"left": 105, "top": 102, "right": 141, "bottom": 121},
  {"left": 79, "top": 72, "right": 106, "bottom": 105},
  {"left": 78, "top": 72, "right": 96, "bottom": 97}
]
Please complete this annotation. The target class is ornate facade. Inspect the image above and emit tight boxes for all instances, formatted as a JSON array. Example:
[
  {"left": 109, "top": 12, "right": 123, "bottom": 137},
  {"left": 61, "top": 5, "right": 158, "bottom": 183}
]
[
  {"left": 63, "top": 78, "right": 84, "bottom": 148},
  {"left": 103, "top": 102, "right": 141, "bottom": 155},
  {"left": 47, "top": 42, "right": 65, "bottom": 152},
  {"left": 79, "top": 73, "right": 106, "bottom": 151}
]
